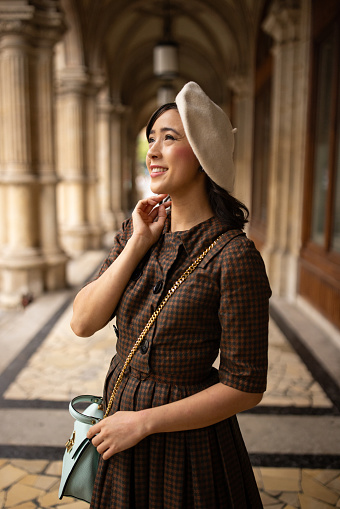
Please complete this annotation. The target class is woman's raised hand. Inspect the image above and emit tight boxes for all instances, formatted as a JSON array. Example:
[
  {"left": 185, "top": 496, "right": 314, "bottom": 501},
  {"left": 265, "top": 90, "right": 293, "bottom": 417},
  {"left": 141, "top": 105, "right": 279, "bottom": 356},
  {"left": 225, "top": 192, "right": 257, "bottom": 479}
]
[{"left": 132, "top": 194, "right": 171, "bottom": 247}]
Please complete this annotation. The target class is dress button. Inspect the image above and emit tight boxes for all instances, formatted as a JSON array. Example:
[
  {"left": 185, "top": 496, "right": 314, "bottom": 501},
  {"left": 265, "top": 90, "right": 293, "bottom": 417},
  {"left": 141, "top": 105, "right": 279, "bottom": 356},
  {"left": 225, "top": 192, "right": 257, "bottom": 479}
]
[
  {"left": 131, "top": 268, "right": 143, "bottom": 281},
  {"left": 153, "top": 280, "right": 163, "bottom": 294},
  {"left": 140, "top": 340, "right": 149, "bottom": 354}
]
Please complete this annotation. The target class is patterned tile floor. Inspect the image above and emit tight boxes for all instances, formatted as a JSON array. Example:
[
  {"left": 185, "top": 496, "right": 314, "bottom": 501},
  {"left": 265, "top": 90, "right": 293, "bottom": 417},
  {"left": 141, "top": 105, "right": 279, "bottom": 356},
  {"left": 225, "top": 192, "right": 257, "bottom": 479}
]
[
  {"left": 0, "top": 250, "right": 339, "bottom": 508},
  {"left": 0, "top": 458, "right": 339, "bottom": 508}
]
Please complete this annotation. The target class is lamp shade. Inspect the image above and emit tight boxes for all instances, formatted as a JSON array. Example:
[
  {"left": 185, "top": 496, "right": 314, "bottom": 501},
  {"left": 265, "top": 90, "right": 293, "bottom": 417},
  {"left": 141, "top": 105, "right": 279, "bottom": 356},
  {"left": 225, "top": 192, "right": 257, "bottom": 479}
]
[
  {"left": 153, "top": 41, "right": 178, "bottom": 79},
  {"left": 157, "top": 84, "right": 176, "bottom": 105}
]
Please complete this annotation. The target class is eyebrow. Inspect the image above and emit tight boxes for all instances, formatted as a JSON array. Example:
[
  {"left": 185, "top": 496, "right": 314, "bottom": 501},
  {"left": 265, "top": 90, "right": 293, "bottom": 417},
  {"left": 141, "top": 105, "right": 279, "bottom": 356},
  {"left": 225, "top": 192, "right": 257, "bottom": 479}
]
[{"left": 149, "top": 127, "right": 181, "bottom": 136}]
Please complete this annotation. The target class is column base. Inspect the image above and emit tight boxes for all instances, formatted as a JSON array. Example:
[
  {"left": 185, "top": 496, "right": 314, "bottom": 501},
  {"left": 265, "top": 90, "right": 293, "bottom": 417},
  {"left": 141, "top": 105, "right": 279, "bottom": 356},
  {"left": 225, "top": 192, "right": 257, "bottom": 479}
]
[
  {"left": 0, "top": 250, "right": 45, "bottom": 308},
  {"left": 44, "top": 252, "right": 68, "bottom": 291},
  {"left": 0, "top": 249, "right": 69, "bottom": 308},
  {"left": 60, "top": 224, "right": 103, "bottom": 256}
]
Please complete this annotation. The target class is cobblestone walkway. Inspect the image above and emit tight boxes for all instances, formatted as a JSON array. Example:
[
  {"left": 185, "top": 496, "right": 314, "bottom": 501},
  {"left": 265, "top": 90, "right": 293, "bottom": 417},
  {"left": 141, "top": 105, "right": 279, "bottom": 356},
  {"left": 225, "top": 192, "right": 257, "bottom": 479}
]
[{"left": 0, "top": 251, "right": 339, "bottom": 508}]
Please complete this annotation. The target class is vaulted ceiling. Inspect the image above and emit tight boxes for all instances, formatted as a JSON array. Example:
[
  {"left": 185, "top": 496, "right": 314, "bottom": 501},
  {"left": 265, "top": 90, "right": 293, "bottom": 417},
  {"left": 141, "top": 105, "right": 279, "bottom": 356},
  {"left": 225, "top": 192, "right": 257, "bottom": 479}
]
[{"left": 59, "top": 0, "right": 266, "bottom": 131}]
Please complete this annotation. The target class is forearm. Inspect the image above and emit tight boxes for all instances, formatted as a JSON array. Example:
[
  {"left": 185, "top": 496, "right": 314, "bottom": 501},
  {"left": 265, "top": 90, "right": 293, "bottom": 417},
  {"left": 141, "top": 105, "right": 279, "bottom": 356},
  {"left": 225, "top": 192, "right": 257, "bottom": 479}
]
[
  {"left": 141, "top": 382, "right": 262, "bottom": 435},
  {"left": 71, "top": 236, "right": 151, "bottom": 337},
  {"left": 71, "top": 195, "right": 170, "bottom": 337},
  {"left": 88, "top": 381, "right": 263, "bottom": 460}
]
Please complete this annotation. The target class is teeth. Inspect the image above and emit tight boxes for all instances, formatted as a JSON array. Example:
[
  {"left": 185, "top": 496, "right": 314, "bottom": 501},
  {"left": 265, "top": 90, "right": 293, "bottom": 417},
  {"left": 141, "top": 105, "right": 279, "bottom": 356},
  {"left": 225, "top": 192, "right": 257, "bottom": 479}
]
[{"left": 151, "top": 168, "right": 167, "bottom": 173}]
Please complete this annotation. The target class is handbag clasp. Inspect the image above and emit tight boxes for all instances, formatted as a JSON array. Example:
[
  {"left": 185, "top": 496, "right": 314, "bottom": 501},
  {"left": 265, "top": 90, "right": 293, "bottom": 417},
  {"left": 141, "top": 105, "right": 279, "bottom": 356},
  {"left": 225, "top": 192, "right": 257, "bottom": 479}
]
[{"left": 65, "top": 431, "right": 76, "bottom": 453}]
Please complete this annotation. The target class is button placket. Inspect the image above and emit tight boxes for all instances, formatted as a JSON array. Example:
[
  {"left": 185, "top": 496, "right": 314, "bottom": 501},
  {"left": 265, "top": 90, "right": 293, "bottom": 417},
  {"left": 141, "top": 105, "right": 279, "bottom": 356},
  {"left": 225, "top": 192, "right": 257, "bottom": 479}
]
[
  {"left": 140, "top": 339, "right": 149, "bottom": 354},
  {"left": 153, "top": 280, "right": 163, "bottom": 294}
]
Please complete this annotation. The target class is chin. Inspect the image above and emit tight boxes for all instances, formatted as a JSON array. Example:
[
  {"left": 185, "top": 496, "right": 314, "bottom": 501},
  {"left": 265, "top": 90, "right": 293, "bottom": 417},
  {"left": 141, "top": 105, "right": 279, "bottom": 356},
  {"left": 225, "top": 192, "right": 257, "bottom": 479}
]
[{"left": 150, "top": 183, "right": 168, "bottom": 195}]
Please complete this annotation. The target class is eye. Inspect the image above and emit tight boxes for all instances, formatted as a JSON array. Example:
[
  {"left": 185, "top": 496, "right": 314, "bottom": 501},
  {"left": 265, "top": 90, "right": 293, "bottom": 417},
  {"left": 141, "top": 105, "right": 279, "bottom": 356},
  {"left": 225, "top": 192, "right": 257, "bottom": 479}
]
[
  {"left": 148, "top": 137, "right": 155, "bottom": 144},
  {"left": 165, "top": 134, "right": 175, "bottom": 141}
]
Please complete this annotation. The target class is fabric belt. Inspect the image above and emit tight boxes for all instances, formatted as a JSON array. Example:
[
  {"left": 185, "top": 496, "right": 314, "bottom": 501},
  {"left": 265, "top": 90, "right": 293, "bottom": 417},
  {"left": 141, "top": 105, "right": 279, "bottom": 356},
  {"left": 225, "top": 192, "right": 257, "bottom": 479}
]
[{"left": 115, "top": 353, "right": 218, "bottom": 387}]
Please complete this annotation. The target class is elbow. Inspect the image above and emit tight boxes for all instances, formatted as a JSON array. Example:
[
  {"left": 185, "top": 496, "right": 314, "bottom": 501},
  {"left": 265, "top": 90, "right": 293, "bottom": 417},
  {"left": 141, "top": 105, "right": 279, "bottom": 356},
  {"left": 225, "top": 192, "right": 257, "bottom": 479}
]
[
  {"left": 249, "top": 392, "right": 263, "bottom": 409},
  {"left": 70, "top": 317, "right": 94, "bottom": 338}
]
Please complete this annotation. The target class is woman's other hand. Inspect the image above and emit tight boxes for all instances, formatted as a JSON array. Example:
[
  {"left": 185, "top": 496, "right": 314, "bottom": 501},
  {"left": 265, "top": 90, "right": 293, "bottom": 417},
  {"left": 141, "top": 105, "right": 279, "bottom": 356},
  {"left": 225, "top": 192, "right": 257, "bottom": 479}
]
[
  {"left": 132, "top": 194, "right": 171, "bottom": 247},
  {"left": 87, "top": 411, "right": 148, "bottom": 460}
]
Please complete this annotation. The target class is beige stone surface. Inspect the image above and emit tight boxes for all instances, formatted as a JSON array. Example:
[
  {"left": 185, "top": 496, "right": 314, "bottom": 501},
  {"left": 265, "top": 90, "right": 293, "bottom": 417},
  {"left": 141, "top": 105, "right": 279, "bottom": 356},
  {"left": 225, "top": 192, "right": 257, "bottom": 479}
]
[
  {"left": 10, "top": 460, "right": 48, "bottom": 475},
  {"left": 1, "top": 460, "right": 340, "bottom": 508},
  {"left": 261, "top": 321, "right": 332, "bottom": 409},
  {"left": 261, "top": 467, "right": 301, "bottom": 493},
  {"left": 302, "top": 472, "right": 339, "bottom": 506},
  {"left": 5, "top": 484, "right": 45, "bottom": 507},
  {"left": 45, "top": 462, "right": 63, "bottom": 477},
  {"left": 299, "top": 493, "right": 336, "bottom": 508},
  {"left": 20, "top": 474, "right": 59, "bottom": 491},
  {"left": 0, "top": 465, "right": 27, "bottom": 491}
]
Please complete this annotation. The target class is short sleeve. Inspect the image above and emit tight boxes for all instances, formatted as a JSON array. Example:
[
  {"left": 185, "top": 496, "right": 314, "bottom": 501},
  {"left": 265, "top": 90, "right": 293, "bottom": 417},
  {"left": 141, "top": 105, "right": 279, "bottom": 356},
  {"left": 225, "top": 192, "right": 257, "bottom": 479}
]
[
  {"left": 95, "top": 218, "right": 132, "bottom": 279},
  {"left": 218, "top": 236, "right": 271, "bottom": 393}
]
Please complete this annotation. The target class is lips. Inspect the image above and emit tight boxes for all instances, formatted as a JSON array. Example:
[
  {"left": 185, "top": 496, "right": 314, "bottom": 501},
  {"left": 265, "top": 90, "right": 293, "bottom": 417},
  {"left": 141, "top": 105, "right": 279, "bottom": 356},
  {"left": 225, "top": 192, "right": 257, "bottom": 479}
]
[{"left": 150, "top": 166, "right": 168, "bottom": 176}]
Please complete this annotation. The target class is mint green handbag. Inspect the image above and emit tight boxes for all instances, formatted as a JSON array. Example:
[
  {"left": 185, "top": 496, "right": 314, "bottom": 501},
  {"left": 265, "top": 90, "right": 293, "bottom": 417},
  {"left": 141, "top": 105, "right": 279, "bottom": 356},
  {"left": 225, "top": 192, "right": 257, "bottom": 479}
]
[{"left": 59, "top": 395, "right": 103, "bottom": 503}]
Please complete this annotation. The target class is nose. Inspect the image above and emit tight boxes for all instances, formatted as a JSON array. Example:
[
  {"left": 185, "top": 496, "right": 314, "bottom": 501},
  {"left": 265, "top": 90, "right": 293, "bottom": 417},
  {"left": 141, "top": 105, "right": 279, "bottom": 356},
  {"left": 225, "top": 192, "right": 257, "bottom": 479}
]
[{"left": 147, "top": 140, "right": 161, "bottom": 159}]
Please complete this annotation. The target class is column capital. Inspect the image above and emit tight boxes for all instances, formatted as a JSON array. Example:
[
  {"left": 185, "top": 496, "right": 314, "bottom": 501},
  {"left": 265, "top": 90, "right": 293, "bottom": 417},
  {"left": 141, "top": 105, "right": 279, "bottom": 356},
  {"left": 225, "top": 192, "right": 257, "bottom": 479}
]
[
  {"left": 0, "top": 3, "right": 34, "bottom": 39},
  {"left": 112, "top": 103, "right": 130, "bottom": 116},
  {"left": 262, "top": 0, "right": 301, "bottom": 44},
  {"left": 227, "top": 74, "right": 252, "bottom": 98},
  {"left": 56, "top": 66, "right": 106, "bottom": 96},
  {"left": 55, "top": 66, "right": 91, "bottom": 94},
  {"left": 97, "top": 94, "right": 114, "bottom": 115},
  {"left": 0, "top": 1, "right": 66, "bottom": 47}
]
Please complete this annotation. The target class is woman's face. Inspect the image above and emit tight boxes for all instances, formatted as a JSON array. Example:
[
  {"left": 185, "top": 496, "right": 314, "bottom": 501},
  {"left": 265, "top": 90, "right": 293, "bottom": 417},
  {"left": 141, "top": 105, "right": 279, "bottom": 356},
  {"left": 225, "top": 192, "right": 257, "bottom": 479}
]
[{"left": 146, "top": 109, "right": 202, "bottom": 198}]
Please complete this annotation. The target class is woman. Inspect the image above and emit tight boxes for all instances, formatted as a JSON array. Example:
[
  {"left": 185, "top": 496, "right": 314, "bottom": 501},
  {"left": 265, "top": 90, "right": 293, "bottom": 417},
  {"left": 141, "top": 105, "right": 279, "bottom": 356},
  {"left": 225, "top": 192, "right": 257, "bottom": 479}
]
[{"left": 71, "top": 82, "right": 271, "bottom": 508}]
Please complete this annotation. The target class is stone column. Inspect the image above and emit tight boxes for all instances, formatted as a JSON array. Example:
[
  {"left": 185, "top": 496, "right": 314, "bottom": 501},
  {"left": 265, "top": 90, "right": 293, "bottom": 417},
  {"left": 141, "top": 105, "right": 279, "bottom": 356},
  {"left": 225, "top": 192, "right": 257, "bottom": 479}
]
[
  {"left": 110, "top": 104, "right": 128, "bottom": 229},
  {"left": 96, "top": 89, "right": 115, "bottom": 234},
  {"left": 121, "top": 107, "right": 135, "bottom": 214},
  {"left": 0, "top": 1, "right": 67, "bottom": 306},
  {"left": 228, "top": 74, "right": 254, "bottom": 210},
  {"left": 56, "top": 67, "right": 102, "bottom": 254},
  {"left": 32, "top": 9, "right": 68, "bottom": 291},
  {"left": 261, "top": 0, "right": 308, "bottom": 300},
  {"left": 84, "top": 74, "right": 103, "bottom": 250}
]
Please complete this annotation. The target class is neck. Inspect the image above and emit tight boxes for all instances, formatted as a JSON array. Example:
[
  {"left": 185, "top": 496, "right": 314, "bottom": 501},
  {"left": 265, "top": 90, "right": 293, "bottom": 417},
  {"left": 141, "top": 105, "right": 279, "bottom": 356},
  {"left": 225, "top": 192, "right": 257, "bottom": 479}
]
[{"left": 170, "top": 196, "right": 214, "bottom": 232}]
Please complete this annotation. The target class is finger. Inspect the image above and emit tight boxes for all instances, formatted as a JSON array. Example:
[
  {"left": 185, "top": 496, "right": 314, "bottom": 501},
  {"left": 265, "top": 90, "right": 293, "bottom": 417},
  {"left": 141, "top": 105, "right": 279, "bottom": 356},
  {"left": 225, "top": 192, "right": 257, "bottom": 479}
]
[
  {"left": 90, "top": 431, "right": 104, "bottom": 447},
  {"left": 158, "top": 202, "right": 172, "bottom": 218},
  {"left": 87, "top": 423, "right": 100, "bottom": 440},
  {"left": 135, "top": 199, "right": 157, "bottom": 217},
  {"left": 102, "top": 447, "right": 114, "bottom": 461},
  {"left": 148, "top": 206, "right": 161, "bottom": 221},
  {"left": 96, "top": 442, "right": 109, "bottom": 455},
  {"left": 152, "top": 193, "right": 168, "bottom": 202},
  {"left": 137, "top": 194, "right": 168, "bottom": 210}
]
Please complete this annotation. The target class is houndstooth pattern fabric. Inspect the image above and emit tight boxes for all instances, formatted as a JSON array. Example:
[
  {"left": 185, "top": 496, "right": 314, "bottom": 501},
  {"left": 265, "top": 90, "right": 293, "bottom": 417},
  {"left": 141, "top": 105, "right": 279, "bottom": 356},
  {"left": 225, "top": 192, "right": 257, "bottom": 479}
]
[{"left": 90, "top": 215, "right": 271, "bottom": 509}]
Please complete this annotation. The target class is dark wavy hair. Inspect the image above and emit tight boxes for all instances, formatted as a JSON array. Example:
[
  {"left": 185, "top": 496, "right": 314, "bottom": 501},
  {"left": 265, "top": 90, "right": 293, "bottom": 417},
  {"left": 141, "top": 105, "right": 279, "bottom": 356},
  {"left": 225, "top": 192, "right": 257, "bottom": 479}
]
[{"left": 146, "top": 103, "right": 249, "bottom": 230}]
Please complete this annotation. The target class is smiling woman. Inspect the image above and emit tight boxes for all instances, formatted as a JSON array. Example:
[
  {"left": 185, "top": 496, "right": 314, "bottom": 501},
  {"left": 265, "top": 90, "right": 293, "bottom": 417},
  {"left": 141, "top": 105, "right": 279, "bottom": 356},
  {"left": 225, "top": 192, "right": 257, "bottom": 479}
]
[
  {"left": 146, "top": 109, "right": 208, "bottom": 219},
  {"left": 70, "top": 82, "right": 271, "bottom": 509}
]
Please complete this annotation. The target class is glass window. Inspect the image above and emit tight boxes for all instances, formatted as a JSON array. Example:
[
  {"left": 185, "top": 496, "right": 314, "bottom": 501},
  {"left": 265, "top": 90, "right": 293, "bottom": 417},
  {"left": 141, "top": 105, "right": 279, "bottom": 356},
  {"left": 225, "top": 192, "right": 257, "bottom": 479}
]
[
  {"left": 299, "top": 0, "right": 340, "bottom": 330},
  {"left": 312, "top": 33, "right": 334, "bottom": 246},
  {"left": 308, "top": 19, "right": 340, "bottom": 255},
  {"left": 311, "top": 34, "right": 334, "bottom": 246}
]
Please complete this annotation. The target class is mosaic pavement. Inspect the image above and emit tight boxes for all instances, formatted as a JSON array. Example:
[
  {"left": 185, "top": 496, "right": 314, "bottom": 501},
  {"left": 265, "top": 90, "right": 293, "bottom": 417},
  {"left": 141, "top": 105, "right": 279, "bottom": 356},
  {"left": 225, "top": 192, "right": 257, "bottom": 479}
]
[{"left": 0, "top": 250, "right": 339, "bottom": 508}]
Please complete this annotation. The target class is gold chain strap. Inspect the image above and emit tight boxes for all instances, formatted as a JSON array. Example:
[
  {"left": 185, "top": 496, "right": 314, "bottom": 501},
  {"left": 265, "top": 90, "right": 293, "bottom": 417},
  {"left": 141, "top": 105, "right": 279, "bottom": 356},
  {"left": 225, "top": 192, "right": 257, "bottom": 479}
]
[{"left": 103, "top": 234, "right": 223, "bottom": 419}]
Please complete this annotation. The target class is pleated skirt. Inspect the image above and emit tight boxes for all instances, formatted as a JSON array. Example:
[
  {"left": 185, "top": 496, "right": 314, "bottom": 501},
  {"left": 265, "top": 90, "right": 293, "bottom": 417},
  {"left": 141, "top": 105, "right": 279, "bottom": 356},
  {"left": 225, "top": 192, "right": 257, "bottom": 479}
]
[{"left": 90, "top": 355, "right": 263, "bottom": 509}]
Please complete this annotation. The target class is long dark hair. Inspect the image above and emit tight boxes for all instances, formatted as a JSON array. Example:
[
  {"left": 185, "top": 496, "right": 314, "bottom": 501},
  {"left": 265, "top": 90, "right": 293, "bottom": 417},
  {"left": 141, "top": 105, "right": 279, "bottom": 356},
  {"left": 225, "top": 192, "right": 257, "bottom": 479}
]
[{"left": 146, "top": 103, "right": 249, "bottom": 230}]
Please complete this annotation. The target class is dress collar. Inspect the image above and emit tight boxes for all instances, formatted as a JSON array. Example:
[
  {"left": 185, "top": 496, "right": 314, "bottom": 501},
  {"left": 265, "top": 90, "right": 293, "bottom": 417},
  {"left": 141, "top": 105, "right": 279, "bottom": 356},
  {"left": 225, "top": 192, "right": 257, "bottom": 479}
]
[{"left": 162, "top": 214, "right": 240, "bottom": 261}]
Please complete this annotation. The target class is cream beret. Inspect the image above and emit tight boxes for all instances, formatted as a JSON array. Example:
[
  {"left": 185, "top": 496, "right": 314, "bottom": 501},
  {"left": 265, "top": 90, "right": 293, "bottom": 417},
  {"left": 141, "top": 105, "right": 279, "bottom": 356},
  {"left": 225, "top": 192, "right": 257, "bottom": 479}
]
[{"left": 175, "top": 81, "right": 236, "bottom": 193}]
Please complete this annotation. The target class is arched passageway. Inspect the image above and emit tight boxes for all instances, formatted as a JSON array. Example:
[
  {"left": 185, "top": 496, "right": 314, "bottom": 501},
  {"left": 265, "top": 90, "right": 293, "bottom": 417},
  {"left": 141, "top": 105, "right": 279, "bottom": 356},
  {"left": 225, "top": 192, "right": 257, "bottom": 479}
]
[{"left": 0, "top": 0, "right": 339, "bottom": 340}]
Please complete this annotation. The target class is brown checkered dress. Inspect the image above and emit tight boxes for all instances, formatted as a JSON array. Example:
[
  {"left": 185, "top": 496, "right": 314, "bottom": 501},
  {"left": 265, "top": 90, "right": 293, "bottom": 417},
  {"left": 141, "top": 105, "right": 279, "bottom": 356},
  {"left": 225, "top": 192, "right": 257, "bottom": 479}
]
[{"left": 90, "top": 215, "right": 271, "bottom": 509}]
